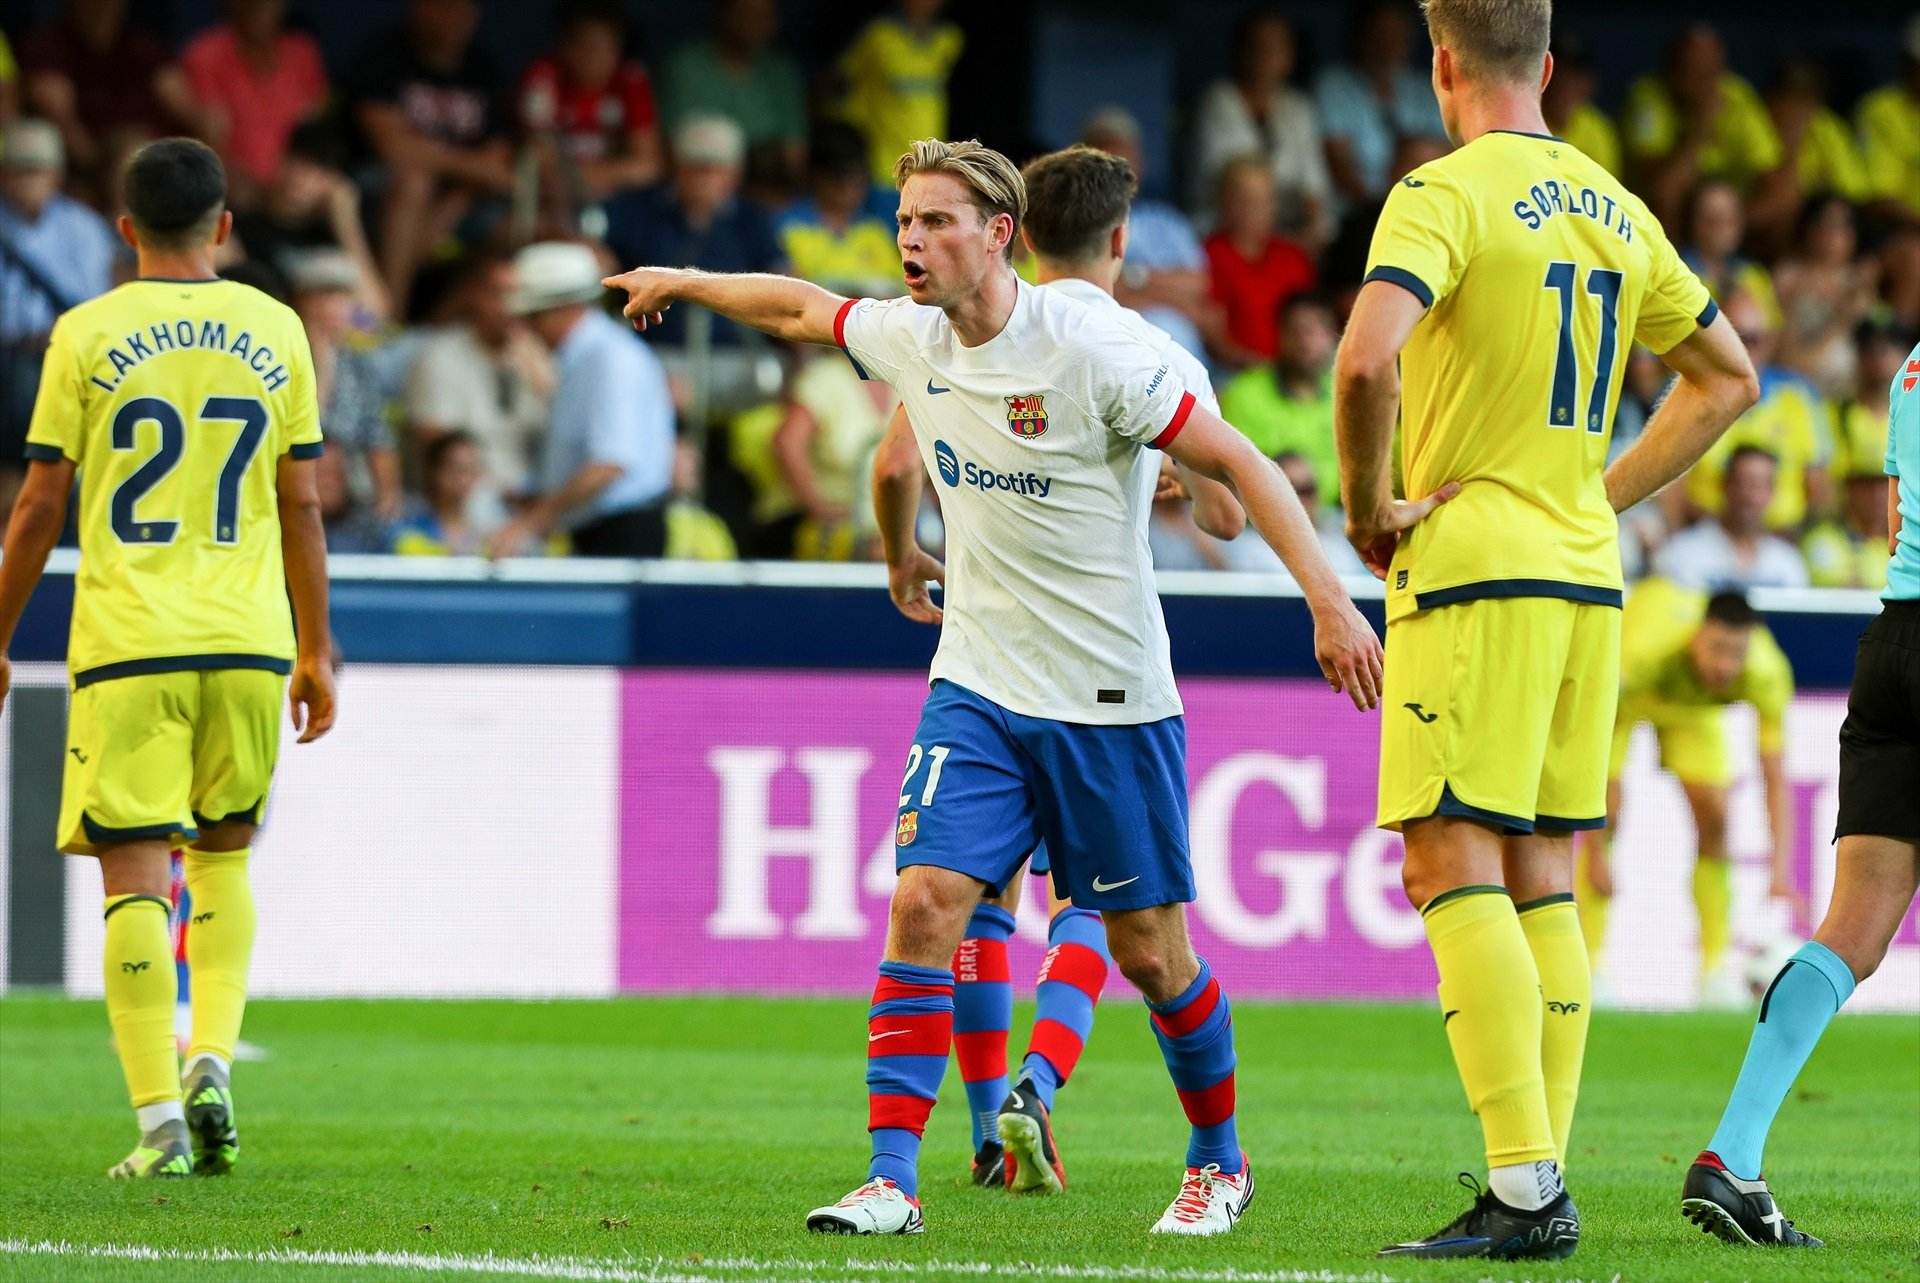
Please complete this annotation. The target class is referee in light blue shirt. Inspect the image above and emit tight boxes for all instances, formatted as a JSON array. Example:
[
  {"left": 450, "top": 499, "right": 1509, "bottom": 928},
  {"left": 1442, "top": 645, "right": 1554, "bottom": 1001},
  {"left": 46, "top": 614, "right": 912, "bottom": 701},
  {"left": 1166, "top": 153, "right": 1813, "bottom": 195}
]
[
  {"left": 489, "top": 242, "right": 676, "bottom": 558},
  {"left": 1684, "top": 340, "right": 1920, "bottom": 1247}
]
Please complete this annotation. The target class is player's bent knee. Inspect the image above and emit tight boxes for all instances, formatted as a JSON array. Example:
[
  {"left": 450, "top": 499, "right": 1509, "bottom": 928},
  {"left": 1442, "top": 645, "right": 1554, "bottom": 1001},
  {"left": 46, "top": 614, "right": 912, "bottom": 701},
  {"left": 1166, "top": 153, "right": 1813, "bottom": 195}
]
[
  {"left": 96, "top": 841, "right": 174, "bottom": 899},
  {"left": 1401, "top": 861, "right": 1452, "bottom": 913},
  {"left": 1112, "top": 946, "right": 1173, "bottom": 997},
  {"left": 887, "top": 869, "right": 978, "bottom": 958}
]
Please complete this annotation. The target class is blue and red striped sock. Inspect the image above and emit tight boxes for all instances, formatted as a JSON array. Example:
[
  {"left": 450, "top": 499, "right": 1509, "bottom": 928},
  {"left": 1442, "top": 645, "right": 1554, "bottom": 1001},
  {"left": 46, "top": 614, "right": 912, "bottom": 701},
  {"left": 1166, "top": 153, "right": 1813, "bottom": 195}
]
[
  {"left": 866, "top": 960, "right": 954, "bottom": 1196},
  {"left": 1148, "top": 957, "right": 1240, "bottom": 1173},
  {"left": 1019, "top": 907, "right": 1110, "bottom": 1110},
  {"left": 951, "top": 905, "right": 1014, "bottom": 1150}
]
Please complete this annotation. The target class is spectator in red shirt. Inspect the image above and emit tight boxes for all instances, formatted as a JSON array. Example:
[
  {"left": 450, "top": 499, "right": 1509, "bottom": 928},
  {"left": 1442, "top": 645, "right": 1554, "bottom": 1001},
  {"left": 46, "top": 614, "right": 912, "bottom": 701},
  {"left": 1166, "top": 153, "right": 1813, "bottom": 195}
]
[
  {"left": 22, "top": 0, "right": 204, "bottom": 199},
  {"left": 180, "top": 0, "right": 330, "bottom": 204},
  {"left": 1204, "top": 155, "right": 1316, "bottom": 368},
  {"left": 521, "top": 0, "right": 664, "bottom": 223}
]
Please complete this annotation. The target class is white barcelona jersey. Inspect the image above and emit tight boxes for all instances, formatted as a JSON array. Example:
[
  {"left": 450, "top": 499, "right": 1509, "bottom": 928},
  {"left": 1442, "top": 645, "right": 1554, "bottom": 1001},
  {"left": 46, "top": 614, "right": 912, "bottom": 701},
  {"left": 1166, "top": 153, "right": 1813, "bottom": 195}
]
[
  {"left": 836, "top": 278, "right": 1198, "bottom": 725},
  {"left": 1043, "top": 277, "right": 1219, "bottom": 416}
]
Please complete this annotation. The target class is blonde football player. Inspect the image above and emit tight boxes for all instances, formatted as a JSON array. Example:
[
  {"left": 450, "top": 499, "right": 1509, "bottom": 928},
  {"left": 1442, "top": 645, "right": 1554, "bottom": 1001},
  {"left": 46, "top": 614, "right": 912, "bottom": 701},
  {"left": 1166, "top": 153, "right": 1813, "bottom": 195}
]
[
  {"left": 0, "top": 138, "right": 335, "bottom": 1178},
  {"left": 1334, "top": 0, "right": 1758, "bottom": 1259}
]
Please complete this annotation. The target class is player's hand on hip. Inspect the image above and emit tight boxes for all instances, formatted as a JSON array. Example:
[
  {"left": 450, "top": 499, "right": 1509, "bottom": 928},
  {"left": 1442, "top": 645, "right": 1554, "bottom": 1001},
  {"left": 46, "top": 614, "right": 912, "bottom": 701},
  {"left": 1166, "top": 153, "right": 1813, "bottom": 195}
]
[
  {"left": 1345, "top": 482, "right": 1462, "bottom": 580},
  {"left": 289, "top": 655, "right": 337, "bottom": 744},
  {"left": 888, "top": 549, "right": 945, "bottom": 625},
  {"left": 601, "top": 266, "right": 675, "bottom": 332},
  {"left": 1313, "top": 599, "right": 1384, "bottom": 711}
]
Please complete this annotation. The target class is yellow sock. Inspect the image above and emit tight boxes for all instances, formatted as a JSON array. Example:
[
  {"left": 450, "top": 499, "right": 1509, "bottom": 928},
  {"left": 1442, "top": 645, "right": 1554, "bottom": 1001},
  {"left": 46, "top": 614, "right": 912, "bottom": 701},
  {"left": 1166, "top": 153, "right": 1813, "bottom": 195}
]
[
  {"left": 1424, "top": 886, "right": 1556, "bottom": 1167},
  {"left": 1693, "top": 856, "right": 1732, "bottom": 979},
  {"left": 1518, "top": 895, "right": 1591, "bottom": 1169},
  {"left": 103, "top": 895, "right": 180, "bottom": 1108},
  {"left": 1573, "top": 845, "right": 1609, "bottom": 963},
  {"left": 183, "top": 848, "right": 256, "bottom": 1065}
]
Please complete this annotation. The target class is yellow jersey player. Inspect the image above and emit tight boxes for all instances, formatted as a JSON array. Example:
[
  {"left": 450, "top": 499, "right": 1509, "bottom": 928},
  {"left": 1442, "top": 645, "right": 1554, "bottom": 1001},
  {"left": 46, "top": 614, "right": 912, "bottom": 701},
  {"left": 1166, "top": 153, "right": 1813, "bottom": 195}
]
[
  {"left": 1579, "top": 578, "right": 1796, "bottom": 1006},
  {"left": 1334, "top": 0, "right": 1758, "bottom": 1260},
  {"left": 0, "top": 138, "right": 335, "bottom": 1179}
]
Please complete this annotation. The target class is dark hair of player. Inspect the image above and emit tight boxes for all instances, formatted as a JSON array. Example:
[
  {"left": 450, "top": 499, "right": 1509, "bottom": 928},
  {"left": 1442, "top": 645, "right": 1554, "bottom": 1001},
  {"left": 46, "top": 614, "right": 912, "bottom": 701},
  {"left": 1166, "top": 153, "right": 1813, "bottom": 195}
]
[
  {"left": 123, "top": 137, "right": 227, "bottom": 249},
  {"left": 1419, "top": 0, "right": 1552, "bottom": 84},
  {"left": 1704, "top": 592, "right": 1761, "bottom": 629},
  {"left": 1019, "top": 145, "right": 1137, "bottom": 264}
]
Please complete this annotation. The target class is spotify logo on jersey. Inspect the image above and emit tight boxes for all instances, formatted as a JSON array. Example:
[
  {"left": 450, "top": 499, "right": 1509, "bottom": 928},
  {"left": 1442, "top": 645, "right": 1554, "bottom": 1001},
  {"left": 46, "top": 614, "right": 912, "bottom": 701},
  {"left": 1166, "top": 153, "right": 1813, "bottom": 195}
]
[{"left": 932, "top": 439, "right": 1053, "bottom": 499}]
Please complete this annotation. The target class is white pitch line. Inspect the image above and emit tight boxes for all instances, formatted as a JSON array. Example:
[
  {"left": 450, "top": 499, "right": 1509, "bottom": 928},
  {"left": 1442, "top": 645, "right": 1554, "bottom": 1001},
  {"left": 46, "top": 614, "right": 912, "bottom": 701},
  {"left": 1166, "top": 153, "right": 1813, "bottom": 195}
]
[
  {"left": 0, "top": 1241, "right": 696, "bottom": 1282},
  {"left": 0, "top": 1240, "right": 1615, "bottom": 1283}
]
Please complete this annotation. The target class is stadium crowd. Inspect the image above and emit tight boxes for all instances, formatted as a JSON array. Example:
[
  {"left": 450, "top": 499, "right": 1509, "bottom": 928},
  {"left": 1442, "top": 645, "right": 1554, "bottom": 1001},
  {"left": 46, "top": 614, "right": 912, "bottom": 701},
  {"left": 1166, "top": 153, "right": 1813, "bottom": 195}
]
[{"left": 0, "top": 0, "right": 1914, "bottom": 585}]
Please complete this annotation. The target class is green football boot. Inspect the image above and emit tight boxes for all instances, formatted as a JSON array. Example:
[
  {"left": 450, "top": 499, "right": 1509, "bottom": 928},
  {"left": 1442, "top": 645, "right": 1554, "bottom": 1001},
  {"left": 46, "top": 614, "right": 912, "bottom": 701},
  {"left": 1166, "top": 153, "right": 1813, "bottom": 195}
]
[
  {"left": 184, "top": 1059, "right": 239, "bottom": 1175},
  {"left": 107, "top": 1119, "right": 193, "bottom": 1179}
]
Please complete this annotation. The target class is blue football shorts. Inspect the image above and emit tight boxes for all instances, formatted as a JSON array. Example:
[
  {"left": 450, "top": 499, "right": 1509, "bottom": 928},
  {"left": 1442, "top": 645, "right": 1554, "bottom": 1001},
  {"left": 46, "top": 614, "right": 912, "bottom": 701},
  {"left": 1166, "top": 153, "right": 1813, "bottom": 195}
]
[{"left": 891, "top": 680, "right": 1193, "bottom": 911}]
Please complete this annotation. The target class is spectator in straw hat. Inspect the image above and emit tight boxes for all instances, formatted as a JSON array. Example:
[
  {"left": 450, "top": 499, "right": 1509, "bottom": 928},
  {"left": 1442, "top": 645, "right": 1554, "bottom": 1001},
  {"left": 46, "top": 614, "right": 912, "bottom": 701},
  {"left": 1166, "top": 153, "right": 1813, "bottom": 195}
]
[{"left": 488, "top": 242, "right": 675, "bottom": 558}]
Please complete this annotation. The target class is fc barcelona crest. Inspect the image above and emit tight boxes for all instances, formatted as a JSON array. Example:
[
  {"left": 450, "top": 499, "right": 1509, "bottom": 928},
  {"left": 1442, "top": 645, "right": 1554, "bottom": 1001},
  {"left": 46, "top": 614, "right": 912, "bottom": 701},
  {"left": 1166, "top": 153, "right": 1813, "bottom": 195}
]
[
  {"left": 896, "top": 810, "right": 919, "bottom": 846},
  {"left": 1005, "top": 394, "right": 1049, "bottom": 438}
]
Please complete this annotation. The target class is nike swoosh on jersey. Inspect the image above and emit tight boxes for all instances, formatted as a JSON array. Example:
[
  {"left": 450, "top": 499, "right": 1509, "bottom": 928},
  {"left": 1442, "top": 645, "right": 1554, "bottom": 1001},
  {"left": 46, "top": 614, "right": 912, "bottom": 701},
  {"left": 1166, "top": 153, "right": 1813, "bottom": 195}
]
[
  {"left": 868, "top": 1029, "right": 913, "bottom": 1042},
  {"left": 927, "top": 380, "right": 951, "bottom": 395},
  {"left": 1090, "top": 875, "right": 1140, "bottom": 892}
]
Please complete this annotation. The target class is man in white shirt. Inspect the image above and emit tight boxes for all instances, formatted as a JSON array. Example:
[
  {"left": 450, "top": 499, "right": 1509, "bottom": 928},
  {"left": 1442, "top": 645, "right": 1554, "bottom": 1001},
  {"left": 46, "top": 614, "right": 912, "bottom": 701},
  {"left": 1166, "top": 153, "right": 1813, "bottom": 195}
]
[
  {"left": 873, "top": 143, "right": 1246, "bottom": 1202},
  {"left": 1655, "top": 445, "right": 1811, "bottom": 590},
  {"left": 405, "top": 254, "right": 551, "bottom": 523},
  {"left": 606, "top": 137, "right": 1430, "bottom": 1239}
]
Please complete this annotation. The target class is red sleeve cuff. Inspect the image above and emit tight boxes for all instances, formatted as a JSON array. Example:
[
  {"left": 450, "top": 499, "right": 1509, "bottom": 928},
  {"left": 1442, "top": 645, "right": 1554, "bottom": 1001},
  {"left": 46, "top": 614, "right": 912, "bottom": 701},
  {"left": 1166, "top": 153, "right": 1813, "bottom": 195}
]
[
  {"left": 1149, "top": 390, "right": 1196, "bottom": 450},
  {"left": 833, "top": 297, "right": 859, "bottom": 349}
]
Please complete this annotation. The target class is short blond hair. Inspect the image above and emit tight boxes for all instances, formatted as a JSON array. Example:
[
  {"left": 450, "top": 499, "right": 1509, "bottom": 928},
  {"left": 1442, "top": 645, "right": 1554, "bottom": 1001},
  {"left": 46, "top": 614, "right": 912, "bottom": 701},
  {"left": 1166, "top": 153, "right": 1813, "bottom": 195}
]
[
  {"left": 894, "top": 138, "right": 1027, "bottom": 262},
  {"left": 1421, "top": 0, "right": 1551, "bottom": 84}
]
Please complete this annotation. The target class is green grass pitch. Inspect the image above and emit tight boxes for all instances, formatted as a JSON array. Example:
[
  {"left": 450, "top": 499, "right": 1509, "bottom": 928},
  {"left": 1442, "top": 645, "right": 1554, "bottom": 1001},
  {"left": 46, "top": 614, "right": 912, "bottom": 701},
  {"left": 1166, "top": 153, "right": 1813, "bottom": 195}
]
[{"left": 0, "top": 994, "right": 1914, "bottom": 1283}]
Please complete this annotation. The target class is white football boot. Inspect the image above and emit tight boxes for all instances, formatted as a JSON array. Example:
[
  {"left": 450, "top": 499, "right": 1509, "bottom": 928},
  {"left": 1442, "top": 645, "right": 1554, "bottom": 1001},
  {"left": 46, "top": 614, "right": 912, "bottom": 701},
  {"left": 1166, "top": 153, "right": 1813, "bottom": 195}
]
[
  {"left": 1150, "top": 1155, "right": 1254, "bottom": 1235},
  {"left": 806, "top": 1178, "right": 925, "bottom": 1234}
]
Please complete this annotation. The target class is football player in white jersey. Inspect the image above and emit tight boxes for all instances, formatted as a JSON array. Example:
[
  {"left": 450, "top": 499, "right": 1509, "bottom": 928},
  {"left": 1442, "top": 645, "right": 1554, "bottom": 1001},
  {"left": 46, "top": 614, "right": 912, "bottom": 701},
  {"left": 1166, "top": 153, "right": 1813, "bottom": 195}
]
[
  {"left": 606, "top": 137, "right": 1449, "bottom": 1238},
  {"left": 887, "top": 144, "right": 1249, "bottom": 1198}
]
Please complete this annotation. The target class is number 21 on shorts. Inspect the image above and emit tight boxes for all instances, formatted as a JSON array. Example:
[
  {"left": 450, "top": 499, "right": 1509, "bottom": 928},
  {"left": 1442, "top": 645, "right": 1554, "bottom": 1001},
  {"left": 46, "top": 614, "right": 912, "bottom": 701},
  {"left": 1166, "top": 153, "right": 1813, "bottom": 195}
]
[
  {"left": 898, "top": 743, "right": 950, "bottom": 807},
  {"left": 895, "top": 743, "right": 949, "bottom": 847}
]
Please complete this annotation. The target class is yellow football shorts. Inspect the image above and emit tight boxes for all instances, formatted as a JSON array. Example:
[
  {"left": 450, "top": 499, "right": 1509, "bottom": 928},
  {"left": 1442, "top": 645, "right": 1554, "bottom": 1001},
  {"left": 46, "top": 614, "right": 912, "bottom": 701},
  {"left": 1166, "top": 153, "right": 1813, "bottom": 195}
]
[
  {"left": 1608, "top": 695, "right": 1730, "bottom": 788},
  {"left": 1378, "top": 597, "right": 1621, "bottom": 833},
  {"left": 58, "top": 668, "right": 287, "bottom": 856}
]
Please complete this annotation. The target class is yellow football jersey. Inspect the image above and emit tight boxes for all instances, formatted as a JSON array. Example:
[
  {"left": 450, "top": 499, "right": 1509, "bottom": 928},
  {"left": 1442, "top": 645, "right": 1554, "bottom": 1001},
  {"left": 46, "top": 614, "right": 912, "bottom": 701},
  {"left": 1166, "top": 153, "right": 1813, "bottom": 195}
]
[
  {"left": 25, "top": 278, "right": 323, "bottom": 686},
  {"left": 838, "top": 17, "right": 964, "bottom": 183},
  {"left": 1364, "top": 129, "right": 1714, "bottom": 622},
  {"left": 1619, "top": 577, "right": 1793, "bottom": 752}
]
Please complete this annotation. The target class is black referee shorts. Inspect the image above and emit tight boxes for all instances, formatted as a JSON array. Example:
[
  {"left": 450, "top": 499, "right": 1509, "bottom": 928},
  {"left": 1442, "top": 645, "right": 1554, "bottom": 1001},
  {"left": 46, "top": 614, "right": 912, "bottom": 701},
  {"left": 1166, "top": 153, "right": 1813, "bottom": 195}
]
[{"left": 1835, "top": 599, "right": 1920, "bottom": 842}]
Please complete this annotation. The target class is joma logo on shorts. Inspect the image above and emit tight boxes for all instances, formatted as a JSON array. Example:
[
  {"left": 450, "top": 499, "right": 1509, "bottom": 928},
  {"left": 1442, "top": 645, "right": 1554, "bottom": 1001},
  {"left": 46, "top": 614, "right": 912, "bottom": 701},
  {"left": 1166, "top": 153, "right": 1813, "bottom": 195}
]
[
  {"left": 1547, "top": 1000, "right": 1583, "bottom": 1015},
  {"left": 120, "top": 960, "right": 151, "bottom": 974}
]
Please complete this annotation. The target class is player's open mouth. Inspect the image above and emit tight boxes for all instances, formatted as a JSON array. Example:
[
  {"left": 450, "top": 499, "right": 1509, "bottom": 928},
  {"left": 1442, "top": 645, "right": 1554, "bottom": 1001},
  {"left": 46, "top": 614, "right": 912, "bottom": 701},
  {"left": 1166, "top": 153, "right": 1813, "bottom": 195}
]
[{"left": 903, "top": 261, "right": 928, "bottom": 288}]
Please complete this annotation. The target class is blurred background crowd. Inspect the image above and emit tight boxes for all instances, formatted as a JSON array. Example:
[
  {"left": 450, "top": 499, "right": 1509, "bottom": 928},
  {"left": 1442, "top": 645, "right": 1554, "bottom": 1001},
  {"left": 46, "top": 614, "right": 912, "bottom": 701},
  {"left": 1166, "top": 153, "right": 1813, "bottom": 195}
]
[{"left": 0, "top": 0, "right": 1914, "bottom": 588}]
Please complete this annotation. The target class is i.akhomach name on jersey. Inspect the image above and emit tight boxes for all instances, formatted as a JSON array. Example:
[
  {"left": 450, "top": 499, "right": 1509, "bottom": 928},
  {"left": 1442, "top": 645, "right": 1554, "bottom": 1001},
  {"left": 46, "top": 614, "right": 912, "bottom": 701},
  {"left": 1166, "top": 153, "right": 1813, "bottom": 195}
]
[{"left": 84, "top": 317, "right": 292, "bottom": 395}]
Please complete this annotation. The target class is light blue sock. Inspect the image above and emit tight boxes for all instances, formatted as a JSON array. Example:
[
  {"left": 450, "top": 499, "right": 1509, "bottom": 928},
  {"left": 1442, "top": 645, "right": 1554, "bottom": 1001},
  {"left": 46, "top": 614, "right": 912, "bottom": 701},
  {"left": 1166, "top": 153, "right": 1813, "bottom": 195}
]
[{"left": 1706, "top": 942, "right": 1857, "bottom": 1179}]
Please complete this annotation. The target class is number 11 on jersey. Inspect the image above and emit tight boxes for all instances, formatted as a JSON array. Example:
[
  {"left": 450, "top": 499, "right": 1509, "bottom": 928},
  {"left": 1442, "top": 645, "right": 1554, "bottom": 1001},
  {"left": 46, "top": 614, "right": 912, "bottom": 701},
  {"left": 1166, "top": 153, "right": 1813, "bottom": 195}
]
[{"left": 1544, "top": 261, "right": 1624, "bottom": 434}]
